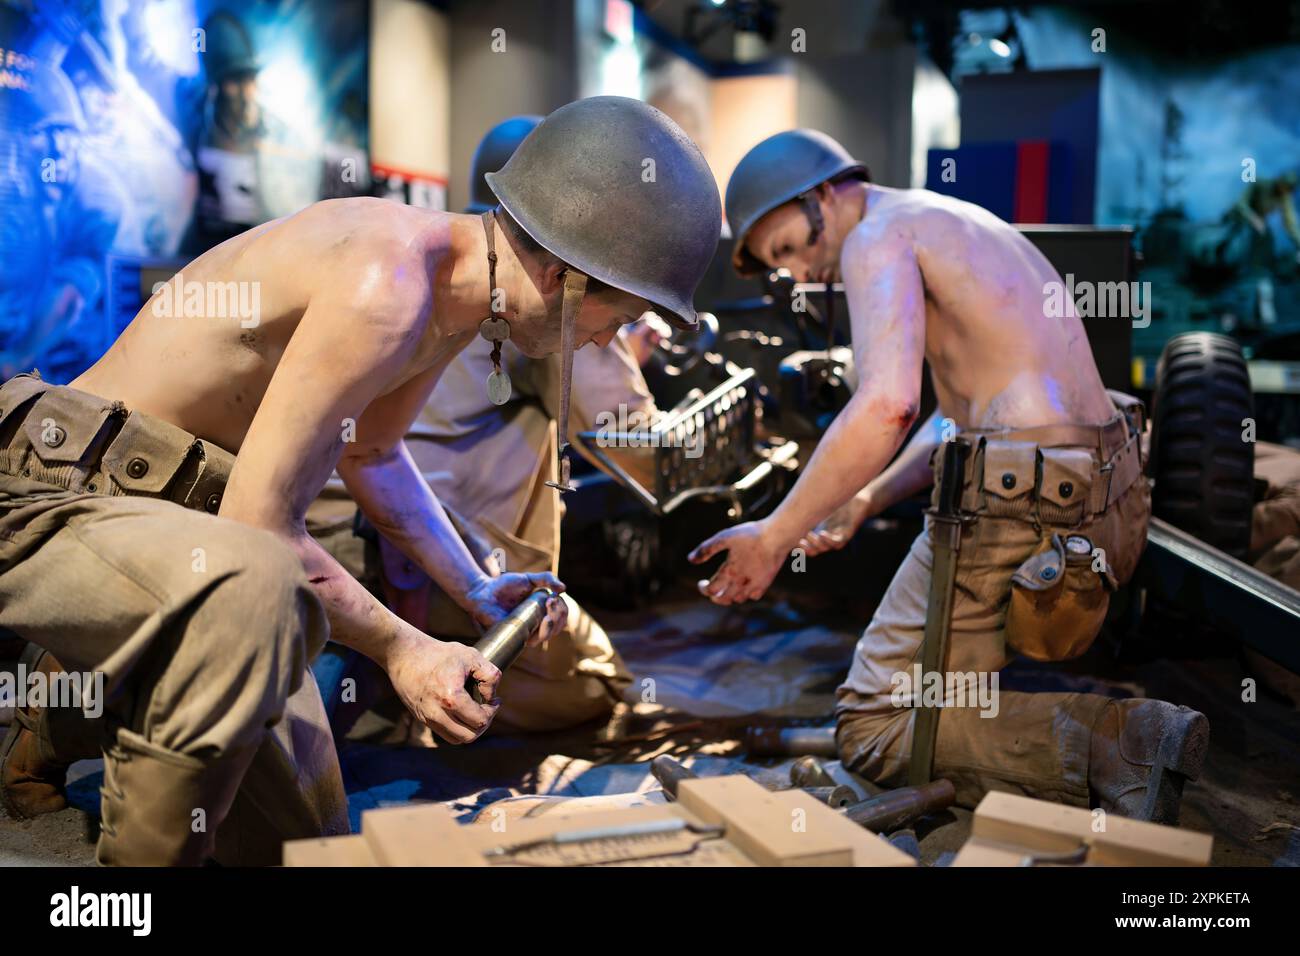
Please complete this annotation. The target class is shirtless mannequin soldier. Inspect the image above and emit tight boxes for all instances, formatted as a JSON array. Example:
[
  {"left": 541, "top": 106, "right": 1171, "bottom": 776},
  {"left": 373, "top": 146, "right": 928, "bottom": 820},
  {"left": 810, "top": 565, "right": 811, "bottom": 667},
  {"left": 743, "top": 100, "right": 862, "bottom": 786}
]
[
  {"left": 310, "top": 115, "right": 664, "bottom": 733},
  {"left": 0, "top": 96, "right": 721, "bottom": 864},
  {"left": 689, "top": 129, "right": 1208, "bottom": 822}
]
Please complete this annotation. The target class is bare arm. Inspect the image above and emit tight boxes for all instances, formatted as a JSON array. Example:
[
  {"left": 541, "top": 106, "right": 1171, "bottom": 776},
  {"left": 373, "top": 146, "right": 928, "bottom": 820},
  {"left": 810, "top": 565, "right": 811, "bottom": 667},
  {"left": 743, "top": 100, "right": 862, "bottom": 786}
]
[
  {"left": 862, "top": 407, "right": 942, "bottom": 512},
  {"left": 799, "top": 408, "right": 942, "bottom": 556},
  {"left": 337, "top": 369, "right": 566, "bottom": 630},
  {"left": 690, "top": 227, "right": 926, "bottom": 603},
  {"left": 218, "top": 272, "right": 500, "bottom": 742}
]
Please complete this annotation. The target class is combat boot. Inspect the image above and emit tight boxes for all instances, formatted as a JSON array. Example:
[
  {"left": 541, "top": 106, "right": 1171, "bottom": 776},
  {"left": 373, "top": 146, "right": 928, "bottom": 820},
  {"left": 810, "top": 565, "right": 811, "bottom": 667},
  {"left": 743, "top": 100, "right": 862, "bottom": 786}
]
[
  {"left": 0, "top": 645, "right": 99, "bottom": 819},
  {"left": 1088, "top": 698, "right": 1209, "bottom": 825}
]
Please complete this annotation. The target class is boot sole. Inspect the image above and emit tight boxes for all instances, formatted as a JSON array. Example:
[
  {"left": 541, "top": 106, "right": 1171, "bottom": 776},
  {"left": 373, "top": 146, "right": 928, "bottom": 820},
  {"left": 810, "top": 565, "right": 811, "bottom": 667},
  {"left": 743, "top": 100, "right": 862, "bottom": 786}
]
[{"left": 1138, "top": 706, "right": 1210, "bottom": 825}]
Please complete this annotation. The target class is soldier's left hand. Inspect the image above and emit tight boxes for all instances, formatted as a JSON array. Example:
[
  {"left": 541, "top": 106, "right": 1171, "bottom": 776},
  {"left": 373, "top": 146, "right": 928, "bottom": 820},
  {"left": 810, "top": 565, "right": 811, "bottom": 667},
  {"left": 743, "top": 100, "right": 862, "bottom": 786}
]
[{"left": 466, "top": 572, "right": 568, "bottom": 645}]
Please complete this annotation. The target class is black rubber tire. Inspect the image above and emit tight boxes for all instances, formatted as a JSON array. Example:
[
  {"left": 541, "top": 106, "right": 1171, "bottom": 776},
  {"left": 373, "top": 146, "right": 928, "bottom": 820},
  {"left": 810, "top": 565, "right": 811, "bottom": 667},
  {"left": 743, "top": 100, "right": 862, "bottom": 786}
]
[{"left": 1149, "top": 332, "right": 1255, "bottom": 559}]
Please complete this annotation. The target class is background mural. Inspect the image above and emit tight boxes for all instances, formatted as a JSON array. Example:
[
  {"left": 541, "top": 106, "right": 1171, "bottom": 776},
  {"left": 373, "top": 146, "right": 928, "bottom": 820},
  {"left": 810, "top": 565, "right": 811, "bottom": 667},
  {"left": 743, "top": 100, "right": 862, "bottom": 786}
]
[{"left": 0, "top": 0, "right": 369, "bottom": 383}]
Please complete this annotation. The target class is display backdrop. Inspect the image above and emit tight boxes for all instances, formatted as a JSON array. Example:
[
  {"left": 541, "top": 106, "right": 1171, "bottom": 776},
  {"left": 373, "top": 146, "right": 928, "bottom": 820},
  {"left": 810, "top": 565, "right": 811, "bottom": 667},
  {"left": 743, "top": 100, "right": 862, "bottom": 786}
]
[{"left": 0, "top": 0, "right": 370, "bottom": 383}]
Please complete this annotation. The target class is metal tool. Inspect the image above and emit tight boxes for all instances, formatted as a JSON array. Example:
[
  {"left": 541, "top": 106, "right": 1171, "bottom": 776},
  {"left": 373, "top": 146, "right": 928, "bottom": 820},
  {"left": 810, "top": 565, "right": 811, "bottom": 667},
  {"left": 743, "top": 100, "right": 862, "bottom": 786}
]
[
  {"left": 464, "top": 588, "right": 555, "bottom": 704},
  {"left": 908, "top": 438, "right": 971, "bottom": 787},
  {"left": 1018, "top": 843, "right": 1089, "bottom": 867},
  {"left": 482, "top": 817, "right": 725, "bottom": 865},
  {"left": 842, "top": 779, "right": 956, "bottom": 834}
]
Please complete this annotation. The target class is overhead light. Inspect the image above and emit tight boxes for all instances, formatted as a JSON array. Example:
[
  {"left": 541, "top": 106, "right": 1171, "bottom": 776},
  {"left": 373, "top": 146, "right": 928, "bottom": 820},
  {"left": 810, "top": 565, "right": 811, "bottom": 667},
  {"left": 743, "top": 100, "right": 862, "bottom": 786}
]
[{"left": 988, "top": 38, "right": 1011, "bottom": 57}]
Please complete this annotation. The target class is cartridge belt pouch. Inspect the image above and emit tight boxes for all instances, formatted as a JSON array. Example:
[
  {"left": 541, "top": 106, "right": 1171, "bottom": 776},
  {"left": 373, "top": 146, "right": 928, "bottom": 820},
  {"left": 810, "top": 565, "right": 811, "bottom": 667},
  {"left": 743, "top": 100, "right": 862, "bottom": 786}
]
[
  {"left": 947, "top": 417, "right": 1144, "bottom": 662},
  {"left": 0, "top": 371, "right": 235, "bottom": 514}
]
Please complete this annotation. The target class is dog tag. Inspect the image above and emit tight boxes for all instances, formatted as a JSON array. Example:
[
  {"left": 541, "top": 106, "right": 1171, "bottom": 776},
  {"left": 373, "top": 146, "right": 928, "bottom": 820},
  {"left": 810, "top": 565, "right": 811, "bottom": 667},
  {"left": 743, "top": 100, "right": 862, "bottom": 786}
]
[{"left": 486, "top": 368, "right": 512, "bottom": 405}]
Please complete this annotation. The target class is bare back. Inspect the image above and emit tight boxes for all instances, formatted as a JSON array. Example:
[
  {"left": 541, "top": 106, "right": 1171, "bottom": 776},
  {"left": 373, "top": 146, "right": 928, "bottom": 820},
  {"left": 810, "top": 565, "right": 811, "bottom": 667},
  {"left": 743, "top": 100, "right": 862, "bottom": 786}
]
[
  {"left": 71, "top": 197, "right": 468, "bottom": 453},
  {"left": 852, "top": 187, "right": 1114, "bottom": 430}
]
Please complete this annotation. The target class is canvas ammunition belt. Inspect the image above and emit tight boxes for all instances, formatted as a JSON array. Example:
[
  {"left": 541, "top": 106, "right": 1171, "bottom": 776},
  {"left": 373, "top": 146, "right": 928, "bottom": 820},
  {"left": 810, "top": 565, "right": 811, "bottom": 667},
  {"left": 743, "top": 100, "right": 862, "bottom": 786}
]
[
  {"left": 0, "top": 372, "right": 235, "bottom": 514},
  {"left": 938, "top": 397, "right": 1147, "bottom": 529}
]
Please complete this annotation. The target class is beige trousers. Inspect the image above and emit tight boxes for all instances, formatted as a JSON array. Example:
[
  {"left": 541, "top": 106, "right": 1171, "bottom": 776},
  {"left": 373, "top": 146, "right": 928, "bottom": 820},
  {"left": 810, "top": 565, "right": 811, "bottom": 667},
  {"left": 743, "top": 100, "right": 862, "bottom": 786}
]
[
  {"left": 0, "top": 375, "right": 348, "bottom": 864},
  {"left": 836, "top": 435, "right": 1151, "bottom": 809}
]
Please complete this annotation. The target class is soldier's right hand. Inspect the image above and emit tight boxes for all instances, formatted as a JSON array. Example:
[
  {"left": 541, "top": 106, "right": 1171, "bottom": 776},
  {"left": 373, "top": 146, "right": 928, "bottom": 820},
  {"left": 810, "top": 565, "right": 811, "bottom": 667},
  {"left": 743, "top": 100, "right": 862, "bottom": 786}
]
[{"left": 387, "top": 637, "right": 501, "bottom": 744}]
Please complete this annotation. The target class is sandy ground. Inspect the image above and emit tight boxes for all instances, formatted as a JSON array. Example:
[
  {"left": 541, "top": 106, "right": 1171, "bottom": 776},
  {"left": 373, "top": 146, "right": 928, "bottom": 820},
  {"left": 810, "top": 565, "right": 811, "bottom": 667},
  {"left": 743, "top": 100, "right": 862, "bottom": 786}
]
[{"left": 2, "top": 596, "right": 1298, "bottom": 867}]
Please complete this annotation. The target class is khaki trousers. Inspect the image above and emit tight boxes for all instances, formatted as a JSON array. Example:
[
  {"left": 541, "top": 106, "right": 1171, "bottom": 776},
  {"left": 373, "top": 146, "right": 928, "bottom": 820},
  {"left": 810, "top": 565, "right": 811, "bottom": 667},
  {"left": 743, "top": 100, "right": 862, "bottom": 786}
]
[
  {"left": 836, "top": 428, "right": 1151, "bottom": 809},
  {"left": 0, "top": 374, "right": 348, "bottom": 863}
]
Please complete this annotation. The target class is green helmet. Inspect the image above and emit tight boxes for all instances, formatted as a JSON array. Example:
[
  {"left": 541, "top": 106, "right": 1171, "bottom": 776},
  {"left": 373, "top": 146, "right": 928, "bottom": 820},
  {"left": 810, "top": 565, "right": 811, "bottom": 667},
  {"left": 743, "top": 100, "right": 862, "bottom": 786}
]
[
  {"left": 485, "top": 96, "right": 721, "bottom": 330},
  {"left": 725, "top": 129, "right": 869, "bottom": 275},
  {"left": 467, "top": 115, "right": 542, "bottom": 214}
]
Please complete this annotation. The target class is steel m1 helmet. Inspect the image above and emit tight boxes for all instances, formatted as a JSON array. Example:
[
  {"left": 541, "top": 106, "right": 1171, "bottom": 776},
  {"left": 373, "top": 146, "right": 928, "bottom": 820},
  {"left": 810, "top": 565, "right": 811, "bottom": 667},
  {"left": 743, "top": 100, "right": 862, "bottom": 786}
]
[
  {"left": 485, "top": 95, "right": 721, "bottom": 331},
  {"left": 725, "top": 129, "right": 869, "bottom": 275},
  {"left": 467, "top": 115, "right": 542, "bottom": 214}
]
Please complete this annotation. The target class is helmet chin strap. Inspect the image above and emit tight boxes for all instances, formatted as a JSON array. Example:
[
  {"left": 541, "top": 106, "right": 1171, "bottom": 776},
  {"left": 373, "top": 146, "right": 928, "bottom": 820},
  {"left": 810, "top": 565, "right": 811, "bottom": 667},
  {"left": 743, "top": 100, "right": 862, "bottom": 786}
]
[
  {"left": 544, "top": 267, "right": 588, "bottom": 494},
  {"left": 798, "top": 190, "right": 825, "bottom": 246}
]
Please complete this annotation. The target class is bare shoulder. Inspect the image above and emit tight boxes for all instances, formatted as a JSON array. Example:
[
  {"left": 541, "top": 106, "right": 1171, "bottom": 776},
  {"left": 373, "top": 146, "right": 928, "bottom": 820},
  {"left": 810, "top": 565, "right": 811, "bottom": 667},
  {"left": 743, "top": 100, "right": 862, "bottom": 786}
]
[
  {"left": 841, "top": 190, "right": 929, "bottom": 277},
  {"left": 299, "top": 198, "right": 453, "bottom": 324}
]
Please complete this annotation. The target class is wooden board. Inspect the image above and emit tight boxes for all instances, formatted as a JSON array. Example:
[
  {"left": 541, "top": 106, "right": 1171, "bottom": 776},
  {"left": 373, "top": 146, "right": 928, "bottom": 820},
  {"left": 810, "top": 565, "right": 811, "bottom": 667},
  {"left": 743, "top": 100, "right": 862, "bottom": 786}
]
[
  {"left": 361, "top": 804, "right": 487, "bottom": 867},
  {"left": 952, "top": 791, "right": 1213, "bottom": 867}
]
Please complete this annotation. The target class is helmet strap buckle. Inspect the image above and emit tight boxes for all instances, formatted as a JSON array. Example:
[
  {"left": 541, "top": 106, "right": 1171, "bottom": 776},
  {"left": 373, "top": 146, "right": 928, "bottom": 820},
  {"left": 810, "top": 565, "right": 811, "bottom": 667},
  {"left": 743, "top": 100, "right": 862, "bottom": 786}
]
[{"left": 544, "top": 268, "right": 588, "bottom": 495}]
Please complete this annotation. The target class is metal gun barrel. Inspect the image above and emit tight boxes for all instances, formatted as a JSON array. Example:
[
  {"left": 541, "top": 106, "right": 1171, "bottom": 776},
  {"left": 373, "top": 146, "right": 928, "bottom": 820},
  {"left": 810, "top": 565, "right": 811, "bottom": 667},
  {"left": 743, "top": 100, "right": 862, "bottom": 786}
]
[{"left": 465, "top": 588, "right": 555, "bottom": 704}]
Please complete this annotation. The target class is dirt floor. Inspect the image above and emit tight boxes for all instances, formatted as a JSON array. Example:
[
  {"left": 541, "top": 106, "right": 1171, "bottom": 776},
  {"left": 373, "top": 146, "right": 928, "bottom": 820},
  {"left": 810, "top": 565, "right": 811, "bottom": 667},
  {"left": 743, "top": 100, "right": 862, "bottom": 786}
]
[{"left": 2, "top": 593, "right": 1298, "bottom": 867}]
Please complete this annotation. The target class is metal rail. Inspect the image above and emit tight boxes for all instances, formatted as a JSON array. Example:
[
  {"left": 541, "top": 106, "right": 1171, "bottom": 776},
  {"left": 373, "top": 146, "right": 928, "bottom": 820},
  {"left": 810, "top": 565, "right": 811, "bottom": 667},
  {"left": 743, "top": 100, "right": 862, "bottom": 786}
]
[{"left": 1138, "top": 516, "right": 1300, "bottom": 672}]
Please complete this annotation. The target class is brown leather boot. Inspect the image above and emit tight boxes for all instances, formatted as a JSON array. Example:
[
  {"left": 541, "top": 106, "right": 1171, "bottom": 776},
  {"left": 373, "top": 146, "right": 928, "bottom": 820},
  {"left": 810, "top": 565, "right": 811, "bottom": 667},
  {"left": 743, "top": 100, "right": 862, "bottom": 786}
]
[
  {"left": 97, "top": 728, "right": 256, "bottom": 866},
  {"left": 0, "top": 645, "right": 96, "bottom": 819},
  {"left": 1088, "top": 698, "right": 1209, "bottom": 825}
]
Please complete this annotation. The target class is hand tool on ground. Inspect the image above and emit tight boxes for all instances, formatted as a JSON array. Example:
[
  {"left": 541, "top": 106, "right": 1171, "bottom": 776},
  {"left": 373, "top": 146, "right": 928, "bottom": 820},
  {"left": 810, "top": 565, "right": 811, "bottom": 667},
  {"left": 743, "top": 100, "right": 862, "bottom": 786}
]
[
  {"left": 481, "top": 817, "right": 726, "bottom": 865},
  {"left": 465, "top": 588, "right": 556, "bottom": 704}
]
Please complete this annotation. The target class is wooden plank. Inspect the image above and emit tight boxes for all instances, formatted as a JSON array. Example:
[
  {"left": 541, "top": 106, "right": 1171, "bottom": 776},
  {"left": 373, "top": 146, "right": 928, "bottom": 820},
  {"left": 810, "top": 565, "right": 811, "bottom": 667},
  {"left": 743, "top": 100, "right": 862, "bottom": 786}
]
[
  {"left": 361, "top": 803, "right": 487, "bottom": 867},
  {"left": 676, "top": 775, "right": 914, "bottom": 867},
  {"left": 968, "top": 791, "right": 1212, "bottom": 866}
]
